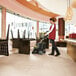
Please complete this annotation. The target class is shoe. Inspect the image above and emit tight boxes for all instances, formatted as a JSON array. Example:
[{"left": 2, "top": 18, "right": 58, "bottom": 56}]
[
  {"left": 48, "top": 53, "right": 54, "bottom": 55},
  {"left": 55, "top": 53, "right": 60, "bottom": 56}
]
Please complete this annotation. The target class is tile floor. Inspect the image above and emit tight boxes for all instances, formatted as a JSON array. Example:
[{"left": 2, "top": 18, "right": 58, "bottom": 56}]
[{"left": 0, "top": 47, "right": 76, "bottom": 76}]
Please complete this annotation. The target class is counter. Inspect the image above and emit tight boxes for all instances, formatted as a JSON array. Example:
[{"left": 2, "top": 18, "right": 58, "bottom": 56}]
[{"left": 66, "top": 39, "right": 76, "bottom": 62}]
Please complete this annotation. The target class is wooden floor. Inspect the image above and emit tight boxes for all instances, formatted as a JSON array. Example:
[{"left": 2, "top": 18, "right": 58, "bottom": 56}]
[{"left": 0, "top": 47, "right": 76, "bottom": 76}]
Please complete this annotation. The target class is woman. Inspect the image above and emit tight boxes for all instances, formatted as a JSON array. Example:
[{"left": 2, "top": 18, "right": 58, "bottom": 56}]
[{"left": 45, "top": 17, "right": 60, "bottom": 56}]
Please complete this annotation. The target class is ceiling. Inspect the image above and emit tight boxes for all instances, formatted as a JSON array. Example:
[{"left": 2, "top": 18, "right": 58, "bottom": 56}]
[
  {"left": 36, "top": 0, "right": 75, "bottom": 16},
  {"left": 72, "top": 0, "right": 76, "bottom": 8},
  {"left": 16, "top": 0, "right": 76, "bottom": 23},
  {"left": 16, "top": 0, "right": 59, "bottom": 17},
  {"left": 0, "top": 0, "right": 76, "bottom": 22},
  {"left": 16, "top": 0, "right": 76, "bottom": 18}
]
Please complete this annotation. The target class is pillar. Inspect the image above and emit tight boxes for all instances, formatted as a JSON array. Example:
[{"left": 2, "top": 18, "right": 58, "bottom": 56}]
[
  {"left": 58, "top": 18, "right": 65, "bottom": 41},
  {"left": 1, "top": 7, "right": 6, "bottom": 39},
  {"left": 37, "top": 21, "right": 39, "bottom": 38}
]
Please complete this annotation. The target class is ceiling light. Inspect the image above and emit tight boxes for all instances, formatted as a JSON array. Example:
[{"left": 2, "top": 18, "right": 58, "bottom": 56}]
[
  {"left": 26, "top": 0, "right": 31, "bottom": 2},
  {"left": 64, "top": 0, "right": 73, "bottom": 21}
]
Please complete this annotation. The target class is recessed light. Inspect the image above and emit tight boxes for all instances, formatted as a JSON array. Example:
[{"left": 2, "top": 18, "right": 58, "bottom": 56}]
[{"left": 26, "top": 0, "right": 31, "bottom": 2}]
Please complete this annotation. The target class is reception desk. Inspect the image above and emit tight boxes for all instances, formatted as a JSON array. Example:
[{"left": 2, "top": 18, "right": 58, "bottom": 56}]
[{"left": 66, "top": 39, "right": 76, "bottom": 62}]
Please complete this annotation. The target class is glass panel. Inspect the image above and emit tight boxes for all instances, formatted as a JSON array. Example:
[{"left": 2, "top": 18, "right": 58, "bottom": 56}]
[
  {"left": 27, "top": 20, "right": 37, "bottom": 39},
  {"left": 39, "top": 22, "right": 50, "bottom": 33},
  {"left": 65, "top": 23, "right": 76, "bottom": 39},
  {"left": 39, "top": 22, "right": 50, "bottom": 38},
  {"left": 6, "top": 12, "right": 37, "bottom": 39},
  {"left": 65, "top": 23, "right": 76, "bottom": 36}
]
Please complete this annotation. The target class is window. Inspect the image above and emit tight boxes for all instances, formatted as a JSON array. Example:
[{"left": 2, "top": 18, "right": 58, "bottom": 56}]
[
  {"left": 27, "top": 20, "right": 37, "bottom": 39},
  {"left": 39, "top": 22, "right": 50, "bottom": 33},
  {"left": 6, "top": 12, "right": 37, "bottom": 39},
  {"left": 65, "top": 23, "right": 76, "bottom": 36}
]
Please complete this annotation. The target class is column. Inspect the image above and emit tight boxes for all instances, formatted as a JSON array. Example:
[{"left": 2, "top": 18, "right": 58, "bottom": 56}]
[
  {"left": 58, "top": 18, "right": 65, "bottom": 41},
  {"left": 1, "top": 7, "right": 6, "bottom": 39},
  {"left": 37, "top": 21, "right": 39, "bottom": 38}
]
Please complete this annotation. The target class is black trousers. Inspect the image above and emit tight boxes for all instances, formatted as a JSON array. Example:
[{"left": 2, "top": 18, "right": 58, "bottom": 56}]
[{"left": 50, "top": 39, "right": 60, "bottom": 55}]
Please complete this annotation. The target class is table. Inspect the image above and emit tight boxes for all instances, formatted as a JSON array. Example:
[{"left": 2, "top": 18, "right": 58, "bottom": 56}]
[{"left": 11, "top": 38, "right": 35, "bottom": 54}]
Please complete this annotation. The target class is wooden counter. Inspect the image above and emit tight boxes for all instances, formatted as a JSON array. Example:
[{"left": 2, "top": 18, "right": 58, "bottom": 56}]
[{"left": 66, "top": 39, "right": 76, "bottom": 62}]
